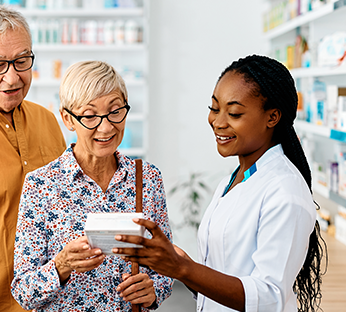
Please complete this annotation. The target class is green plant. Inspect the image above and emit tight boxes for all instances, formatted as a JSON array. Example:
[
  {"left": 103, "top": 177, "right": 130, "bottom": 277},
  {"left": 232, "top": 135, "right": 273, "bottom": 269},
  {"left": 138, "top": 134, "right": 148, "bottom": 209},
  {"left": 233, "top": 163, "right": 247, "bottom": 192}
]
[{"left": 169, "top": 172, "right": 210, "bottom": 231}]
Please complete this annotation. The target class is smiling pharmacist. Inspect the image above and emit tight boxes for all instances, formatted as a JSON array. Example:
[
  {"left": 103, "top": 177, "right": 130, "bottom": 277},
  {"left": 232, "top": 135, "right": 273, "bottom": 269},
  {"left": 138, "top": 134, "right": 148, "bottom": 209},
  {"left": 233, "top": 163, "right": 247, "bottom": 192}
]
[{"left": 0, "top": 6, "right": 66, "bottom": 312}]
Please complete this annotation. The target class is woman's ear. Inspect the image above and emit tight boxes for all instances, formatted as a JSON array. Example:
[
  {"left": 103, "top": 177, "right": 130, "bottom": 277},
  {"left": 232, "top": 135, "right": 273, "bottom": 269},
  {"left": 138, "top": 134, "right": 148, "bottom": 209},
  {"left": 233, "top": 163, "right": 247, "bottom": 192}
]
[
  {"left": 267, "top": 108, "right": 281, "bottom": 128},
  {"left": 60, "top": 110, "right": 75, "bottom": 131}
]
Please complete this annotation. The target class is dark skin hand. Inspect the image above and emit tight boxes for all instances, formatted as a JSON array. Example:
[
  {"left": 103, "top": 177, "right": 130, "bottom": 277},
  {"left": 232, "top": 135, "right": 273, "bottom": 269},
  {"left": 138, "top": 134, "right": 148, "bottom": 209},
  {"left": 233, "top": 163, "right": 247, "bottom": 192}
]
[{"left": 113, "top": 219, "right": 245, "bottom": 312}]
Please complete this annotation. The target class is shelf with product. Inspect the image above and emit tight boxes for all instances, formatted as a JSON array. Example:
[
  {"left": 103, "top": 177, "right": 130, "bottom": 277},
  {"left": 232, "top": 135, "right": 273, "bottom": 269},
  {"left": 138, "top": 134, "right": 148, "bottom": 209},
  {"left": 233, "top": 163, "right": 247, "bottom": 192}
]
[
  {"left": 294, "top": 120, "right": 346, "bottom": 201},
  {"left": 17, "top": 8, "right": 144, "bottom": 17},
  {"left": 16, "top": 0, "right": 149, "bottom": 159},
  {"left": 264, "top": 0, "right": 346, "bottom": 242}
]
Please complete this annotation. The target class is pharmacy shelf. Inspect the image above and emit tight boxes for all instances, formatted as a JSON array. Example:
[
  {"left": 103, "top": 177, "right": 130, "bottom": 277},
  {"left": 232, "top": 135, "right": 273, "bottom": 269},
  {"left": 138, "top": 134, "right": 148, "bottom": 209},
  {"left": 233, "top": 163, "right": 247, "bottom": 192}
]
[
  {"left": 314, "top": 182, "right": 330, "bottom": 199},
  {"left": 32, "top": 43, "right": 145, "bottom": 52},
  {"left": 294, "top": 120, "right": 330, "bottom": 138},
  {"left": 31, "top": 78, "right": 145, "bottom": 87},
  {"left": 295, "top": 120, "right": 346, "bottom": 143},
  {"left": 264, "top": 2, "right": 335, "bottom": 39},
  {"left": 313, "top": 183, "right": 346, "bottom": 207},
  {"left": 17, "top": 8, "right": 144, "bottom": 17},
  {"left": 290, "top": 65, "right": 346, "bottom": 78}
]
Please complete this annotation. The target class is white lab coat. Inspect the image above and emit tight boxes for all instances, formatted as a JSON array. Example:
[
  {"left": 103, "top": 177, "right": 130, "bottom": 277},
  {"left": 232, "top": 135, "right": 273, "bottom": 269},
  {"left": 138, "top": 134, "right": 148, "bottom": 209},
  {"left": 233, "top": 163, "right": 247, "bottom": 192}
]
[{"left": 197, "top": 144, "right": 316, "bottom": 312}]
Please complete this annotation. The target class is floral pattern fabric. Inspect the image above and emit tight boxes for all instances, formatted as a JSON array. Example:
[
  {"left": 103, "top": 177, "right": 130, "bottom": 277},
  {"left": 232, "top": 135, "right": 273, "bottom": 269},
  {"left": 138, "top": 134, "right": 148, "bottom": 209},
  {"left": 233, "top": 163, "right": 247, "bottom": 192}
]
[{"left": 11, "top": 145, "right": 173, "bottom": 312}]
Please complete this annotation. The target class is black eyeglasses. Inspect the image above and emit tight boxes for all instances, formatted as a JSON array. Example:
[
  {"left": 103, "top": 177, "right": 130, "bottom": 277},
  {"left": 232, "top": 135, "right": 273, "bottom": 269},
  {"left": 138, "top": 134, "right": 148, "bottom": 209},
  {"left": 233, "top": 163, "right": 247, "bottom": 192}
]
[
  {"left": 64, "top": 102, "right": 131, "bottom": 130},
  {"left": 0, "top": 52, "right": 35, "bottom": 75}
]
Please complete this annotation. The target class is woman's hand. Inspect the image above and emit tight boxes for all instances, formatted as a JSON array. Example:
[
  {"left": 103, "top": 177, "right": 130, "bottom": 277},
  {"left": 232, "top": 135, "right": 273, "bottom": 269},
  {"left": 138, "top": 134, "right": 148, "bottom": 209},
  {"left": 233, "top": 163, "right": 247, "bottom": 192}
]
[
  {"left": 55, "top": 236, "right": 105, "bottom": 284},
  {"left": 116, "top": 273, "right": 156, "bottom": 308},
  {"left": 112, "top": 219, "right": 191, "bottom": 280}
]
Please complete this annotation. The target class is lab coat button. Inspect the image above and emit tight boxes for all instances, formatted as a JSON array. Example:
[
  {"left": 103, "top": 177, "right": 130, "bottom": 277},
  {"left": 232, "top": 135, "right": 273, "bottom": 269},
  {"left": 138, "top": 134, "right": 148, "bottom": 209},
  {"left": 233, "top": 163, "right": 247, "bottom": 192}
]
[
  {"left": 5, "top": 124, "right": 9, "bottom": 128},
  {"left": 24, "top": 161, "right": 28, "bottom": 165}
]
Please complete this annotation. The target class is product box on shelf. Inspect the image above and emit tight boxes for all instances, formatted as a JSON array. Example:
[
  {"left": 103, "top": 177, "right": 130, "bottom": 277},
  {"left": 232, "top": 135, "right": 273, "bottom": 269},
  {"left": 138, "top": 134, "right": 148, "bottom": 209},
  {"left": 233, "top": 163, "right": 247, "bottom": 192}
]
[
  {"left": 338, "top": 96, "right": 346, "bottom": 131},
  {"left": 16, "top": 0, "right": 141, "bottom": 9},
  {"left": 318, "top": 32, "right": 346, "bottom": 67},
  {"left": 317, "top": 208, "right": 331, "bottom": 232},
  {"left": 311, "top": 79, "right": 327, "bottom": 126},
  {"left": 327, "top": 86, "right": 346, "bottom": 129},
  {"left": 338, "top": 148, "right": 346, "bottom": 198},
  {"left": 335, "top": 205, "right": 346, "bottom": 245}
]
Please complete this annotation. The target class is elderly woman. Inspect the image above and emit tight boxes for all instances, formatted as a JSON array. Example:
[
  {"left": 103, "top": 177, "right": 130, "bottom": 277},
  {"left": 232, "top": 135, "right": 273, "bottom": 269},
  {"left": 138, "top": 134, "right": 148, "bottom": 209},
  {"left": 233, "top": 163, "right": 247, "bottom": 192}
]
[{"left": 11, "top": 61, "right": 173, "bottom": 311}]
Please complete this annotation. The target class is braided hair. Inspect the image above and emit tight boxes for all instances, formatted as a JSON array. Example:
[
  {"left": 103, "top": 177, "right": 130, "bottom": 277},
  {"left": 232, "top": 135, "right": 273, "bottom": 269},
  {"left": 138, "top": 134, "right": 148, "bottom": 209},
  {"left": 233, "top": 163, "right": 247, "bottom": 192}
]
[{"left": 218, "top": 55, "right": 326, "bottom": 312}]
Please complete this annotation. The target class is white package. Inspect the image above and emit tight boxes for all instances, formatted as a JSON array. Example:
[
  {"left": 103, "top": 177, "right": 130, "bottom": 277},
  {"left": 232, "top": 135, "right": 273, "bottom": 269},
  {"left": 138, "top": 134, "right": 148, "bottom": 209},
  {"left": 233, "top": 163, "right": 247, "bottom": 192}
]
[{"left": 85, "top": 212, "right": 144, "bottom": 255}]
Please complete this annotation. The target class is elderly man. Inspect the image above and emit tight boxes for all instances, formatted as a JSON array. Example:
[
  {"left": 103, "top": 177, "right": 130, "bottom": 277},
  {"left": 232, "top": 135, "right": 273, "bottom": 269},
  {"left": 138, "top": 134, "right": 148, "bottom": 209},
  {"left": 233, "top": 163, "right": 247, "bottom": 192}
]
[{"left": 0, "top": 6, "right": 66, "bottom": 311}]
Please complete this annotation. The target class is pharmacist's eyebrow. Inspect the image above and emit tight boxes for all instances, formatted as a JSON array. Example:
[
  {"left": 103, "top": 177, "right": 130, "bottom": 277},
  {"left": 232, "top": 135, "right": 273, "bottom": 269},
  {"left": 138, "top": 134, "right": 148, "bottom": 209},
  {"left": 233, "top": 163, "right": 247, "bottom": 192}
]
[{"left": 211, "top": 95, "right": 245, "bottom": 107}]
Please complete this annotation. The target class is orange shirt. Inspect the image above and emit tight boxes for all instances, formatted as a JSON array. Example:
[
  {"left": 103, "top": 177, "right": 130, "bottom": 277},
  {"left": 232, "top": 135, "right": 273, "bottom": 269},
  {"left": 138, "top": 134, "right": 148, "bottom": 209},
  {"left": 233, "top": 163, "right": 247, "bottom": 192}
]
[{"left": 0, "top": 100, "right": 66, "bottom": 312}]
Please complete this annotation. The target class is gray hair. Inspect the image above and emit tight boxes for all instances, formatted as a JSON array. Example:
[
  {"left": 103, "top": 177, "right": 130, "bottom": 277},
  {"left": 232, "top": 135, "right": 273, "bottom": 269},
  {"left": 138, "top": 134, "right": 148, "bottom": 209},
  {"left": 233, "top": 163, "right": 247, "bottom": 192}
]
[
  {"left": 59, "top": 60, "right": 128, "bottom": 112},
  {"left": 0, "top": 5, "right": 32, "bottom": 46}
]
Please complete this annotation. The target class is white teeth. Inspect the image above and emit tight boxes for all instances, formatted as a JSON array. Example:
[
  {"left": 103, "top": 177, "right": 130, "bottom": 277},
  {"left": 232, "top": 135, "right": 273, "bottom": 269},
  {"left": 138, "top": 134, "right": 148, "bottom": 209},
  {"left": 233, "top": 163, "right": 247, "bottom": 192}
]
[
  {"left": 97, "top": 137, "right": 111, "bottom": 142},
  {"left": 216, "top": 135, "right": 234, "bottom": 141}
]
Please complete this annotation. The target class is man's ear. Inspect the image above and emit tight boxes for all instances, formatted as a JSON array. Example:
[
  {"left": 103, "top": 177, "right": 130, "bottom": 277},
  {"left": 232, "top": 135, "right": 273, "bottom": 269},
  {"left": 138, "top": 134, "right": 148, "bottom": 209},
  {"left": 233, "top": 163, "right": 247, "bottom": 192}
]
[{"left": 267, "top": 108, "right": 281, "bottom": 129}]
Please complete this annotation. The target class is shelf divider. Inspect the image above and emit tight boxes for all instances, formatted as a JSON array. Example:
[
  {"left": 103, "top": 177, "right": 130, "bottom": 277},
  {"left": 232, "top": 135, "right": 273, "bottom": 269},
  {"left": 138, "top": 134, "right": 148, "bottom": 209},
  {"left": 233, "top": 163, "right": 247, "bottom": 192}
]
[{"left": 264, "top": 2, "right": 334, "bottom": 39}]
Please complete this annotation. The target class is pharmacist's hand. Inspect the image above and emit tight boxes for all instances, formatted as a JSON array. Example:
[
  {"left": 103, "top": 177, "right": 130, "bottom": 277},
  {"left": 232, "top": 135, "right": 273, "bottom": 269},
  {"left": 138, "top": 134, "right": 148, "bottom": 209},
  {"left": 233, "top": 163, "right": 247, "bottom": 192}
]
[
  {"left": 174, "top": 244, "right": 192, "bottom": 261},
  {"left": 113, "top": 219, "right": 189, "bottom": 279},
  {"left": 117, "top": 273, "right": 156, "bottom": 308},
  {"left": 55, "top": 236, "right": 105, "bottom": 284}
]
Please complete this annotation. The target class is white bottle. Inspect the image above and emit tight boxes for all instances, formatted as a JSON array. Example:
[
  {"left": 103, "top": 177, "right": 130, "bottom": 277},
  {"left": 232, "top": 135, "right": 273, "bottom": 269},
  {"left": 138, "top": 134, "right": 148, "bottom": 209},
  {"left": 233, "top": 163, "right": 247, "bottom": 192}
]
[
  {"left": 46, "top": 0, "right": 55, "bottom": 9},
  {"left": 36, "top": 0, "right": 46, "bottom": 9},
  {"left": 61, "top": 19, "right": 70, "bottom": 44},
  {"left": 124, "top": 20, "right": 138, "bottom": 44},
  {"left": 28, "top": 19, "right": 39, "bottom": 44},
  {"left": 104, "top": 20, "right": 114, "bottom": 44},
  {"left": 114, "top": 20, "right": 125, "bottom": 45},
  {"left": 97, "top": 21, "right": 104, "bottom": 45},
  {"left": 26, "top": 0, "right": 37, "bottom": 8},
  {"left": 70, "top": 19, "right": 79, "bottom": 44},
  {"left": 85, "top": 20, "right": 97, "bottom": 45},
  {"left": 38, "top": 19, "right": 47, "bottom": 44}
]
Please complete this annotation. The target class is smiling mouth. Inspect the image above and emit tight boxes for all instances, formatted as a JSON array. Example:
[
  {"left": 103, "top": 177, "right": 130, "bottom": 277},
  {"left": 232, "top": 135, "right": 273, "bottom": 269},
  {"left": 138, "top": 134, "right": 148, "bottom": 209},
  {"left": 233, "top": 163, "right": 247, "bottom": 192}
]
[
  {"left": 95, "top": 134, "right": 115, "bottom": 142},
  {"left": 2, "top": 88, "right": 20, "bottom": 94},
  {"left": 216, "top": 135, "right": 236, "bottom": 141}
]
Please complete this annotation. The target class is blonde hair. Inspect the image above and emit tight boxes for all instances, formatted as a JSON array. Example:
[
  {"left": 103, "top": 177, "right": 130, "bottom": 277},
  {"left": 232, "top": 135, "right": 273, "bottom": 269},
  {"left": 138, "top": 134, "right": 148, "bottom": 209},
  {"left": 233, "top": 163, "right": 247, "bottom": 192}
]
[
  {"left": 59, "top": 60, "right": 128, "bottom": 112},
  {"left": 0, "top": 5, "right": 32, "bottom": 46}
]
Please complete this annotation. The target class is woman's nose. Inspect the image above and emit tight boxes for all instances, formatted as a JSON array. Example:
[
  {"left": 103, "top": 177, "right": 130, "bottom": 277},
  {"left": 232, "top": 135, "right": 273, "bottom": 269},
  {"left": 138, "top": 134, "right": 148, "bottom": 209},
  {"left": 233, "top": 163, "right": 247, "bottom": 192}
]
[
  {"left": 97, "top": 116, "right": 114, "bottom": 132},
  {"left": 212, "top": 112, "right": 229, "bottom": 129}
]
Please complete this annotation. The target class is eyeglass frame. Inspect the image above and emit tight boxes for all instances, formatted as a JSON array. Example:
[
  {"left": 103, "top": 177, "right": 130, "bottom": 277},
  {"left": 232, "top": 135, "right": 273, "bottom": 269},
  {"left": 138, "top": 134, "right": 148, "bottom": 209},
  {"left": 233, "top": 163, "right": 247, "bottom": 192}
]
[
  {"left": 64, "top": 101, "right": 131, "bottom": 130},
  {"left": 0, "top": 51, "right": 35, "bottom": 75}
]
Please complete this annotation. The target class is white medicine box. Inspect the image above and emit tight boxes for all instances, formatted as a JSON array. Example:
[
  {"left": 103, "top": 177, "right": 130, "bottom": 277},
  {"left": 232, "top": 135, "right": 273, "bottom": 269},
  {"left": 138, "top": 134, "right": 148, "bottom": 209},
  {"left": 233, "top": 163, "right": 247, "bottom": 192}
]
[{"left": 85, "top": 212, "right": 145, "bottom": 255}]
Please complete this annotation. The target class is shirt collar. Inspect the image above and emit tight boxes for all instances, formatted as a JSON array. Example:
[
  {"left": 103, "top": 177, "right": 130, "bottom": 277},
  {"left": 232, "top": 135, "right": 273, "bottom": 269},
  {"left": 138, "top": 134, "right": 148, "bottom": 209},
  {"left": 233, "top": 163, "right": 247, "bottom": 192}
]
[
  {"left": 222, "top": 144, "right": 283, "bottom": 196},
  {"left": 244, "top": 143, "right": 283, "bottom": 177},
  {"left": 256, "top": 143, "right": 283, "bottom": 170}
]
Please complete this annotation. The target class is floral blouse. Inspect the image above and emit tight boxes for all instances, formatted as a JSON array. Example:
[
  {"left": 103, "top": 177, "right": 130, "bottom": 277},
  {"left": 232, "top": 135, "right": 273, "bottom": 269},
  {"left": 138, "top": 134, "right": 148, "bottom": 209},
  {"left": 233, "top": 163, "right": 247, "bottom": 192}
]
[{"left": 11, "top": 145, "right": 173, "bottom": 311}]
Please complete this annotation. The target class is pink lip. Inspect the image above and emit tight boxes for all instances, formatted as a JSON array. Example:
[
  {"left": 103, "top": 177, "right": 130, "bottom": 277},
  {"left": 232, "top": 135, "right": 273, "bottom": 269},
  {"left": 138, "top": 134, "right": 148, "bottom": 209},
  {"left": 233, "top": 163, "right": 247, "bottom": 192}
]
[
  {"left": 1, "top": 88, "right": 21, "bottom": 96},
  {"left": 94, "top": 134, "right": 116, "bottom": 144},
  {"left": 216, "top": 138, "right": 234, "bottom": 145},
  {"left": 215, "top": 135, "right": 236, "bottom": 145}
]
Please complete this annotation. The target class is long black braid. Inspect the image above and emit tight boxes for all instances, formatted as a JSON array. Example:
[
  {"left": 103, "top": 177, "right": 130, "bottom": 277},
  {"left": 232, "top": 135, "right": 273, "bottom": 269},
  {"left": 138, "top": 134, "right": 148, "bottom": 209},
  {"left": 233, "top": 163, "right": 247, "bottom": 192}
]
[{"left": 218, "top": 55, "right": 327, "bottom": 312}]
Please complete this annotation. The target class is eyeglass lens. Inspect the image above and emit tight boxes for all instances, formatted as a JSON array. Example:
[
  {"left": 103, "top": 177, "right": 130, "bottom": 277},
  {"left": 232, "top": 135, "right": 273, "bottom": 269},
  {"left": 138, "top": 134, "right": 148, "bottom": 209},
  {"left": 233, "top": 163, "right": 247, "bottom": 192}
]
[
  {"left": 0, "top": 56, "right": 34, "bottom": 75},
  {"left": 80, "top": 107, "right": 128, "bottom": 129}
]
